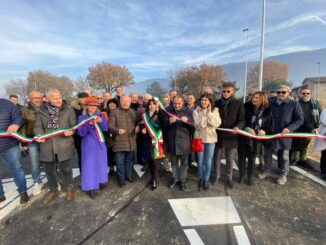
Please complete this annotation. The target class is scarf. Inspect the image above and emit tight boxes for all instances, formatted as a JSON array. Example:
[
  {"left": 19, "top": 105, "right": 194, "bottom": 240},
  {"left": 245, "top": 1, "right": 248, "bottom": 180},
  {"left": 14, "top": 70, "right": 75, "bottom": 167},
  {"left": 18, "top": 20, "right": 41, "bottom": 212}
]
[
  {"left": 47, "top": 104, "right": 61, "bottom": 129},
  {"left": 251, "top": 108, "right": 264, "bottom": 134},
  {"left": 309, "top": 97, "right": 320, "bottom": 126}
]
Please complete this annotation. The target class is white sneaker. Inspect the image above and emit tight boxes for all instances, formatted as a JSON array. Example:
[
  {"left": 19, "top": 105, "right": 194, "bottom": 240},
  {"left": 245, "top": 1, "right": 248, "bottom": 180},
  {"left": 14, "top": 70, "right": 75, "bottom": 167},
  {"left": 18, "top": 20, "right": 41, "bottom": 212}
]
[
  {"left": 258, "top": 172, "right": 267, "bottom": 179},
  {"left": 277, "top": 175, "right": 287, "bottom": 185},
  {"left": 33, "top": 182, "right": 44, "bottom": 196}
]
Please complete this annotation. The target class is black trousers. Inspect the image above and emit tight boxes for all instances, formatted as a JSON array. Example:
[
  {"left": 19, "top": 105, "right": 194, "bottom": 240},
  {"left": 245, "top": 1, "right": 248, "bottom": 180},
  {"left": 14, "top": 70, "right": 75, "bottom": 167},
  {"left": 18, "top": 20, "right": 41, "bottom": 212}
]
[
  {"left": 149, "top": 159, "right": 160, "bottom": 182},
  {"left": 321, "top": 150, "right": 326, "bottom": 175}
]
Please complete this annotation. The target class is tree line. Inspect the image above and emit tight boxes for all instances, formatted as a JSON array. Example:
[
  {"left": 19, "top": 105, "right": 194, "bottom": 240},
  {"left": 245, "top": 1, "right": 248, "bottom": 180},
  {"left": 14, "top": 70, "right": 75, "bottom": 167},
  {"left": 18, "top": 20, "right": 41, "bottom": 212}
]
[{"left": 4, "top": 60, "right": 290, "bottom": 104}]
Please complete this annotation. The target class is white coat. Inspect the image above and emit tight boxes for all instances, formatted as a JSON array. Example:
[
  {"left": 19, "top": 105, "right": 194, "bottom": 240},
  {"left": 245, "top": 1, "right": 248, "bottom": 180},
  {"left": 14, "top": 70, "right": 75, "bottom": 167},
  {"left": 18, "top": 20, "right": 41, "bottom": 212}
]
[{"left": 313, "top": 109, "right": 326, "bottom": 151}]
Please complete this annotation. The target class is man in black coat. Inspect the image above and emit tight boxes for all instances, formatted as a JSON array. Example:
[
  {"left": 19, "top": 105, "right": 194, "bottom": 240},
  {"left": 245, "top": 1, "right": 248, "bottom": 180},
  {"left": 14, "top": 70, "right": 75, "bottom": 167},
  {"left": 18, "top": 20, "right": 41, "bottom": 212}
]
[
  {"left": 213, "top": 82, "right": 245, "bottom": 188},
  {"left": 291, "top": 87, "right": 321, "bottom": 165},
  {"left": 165, "top": 96, "right": 194, "bottom": 191}
]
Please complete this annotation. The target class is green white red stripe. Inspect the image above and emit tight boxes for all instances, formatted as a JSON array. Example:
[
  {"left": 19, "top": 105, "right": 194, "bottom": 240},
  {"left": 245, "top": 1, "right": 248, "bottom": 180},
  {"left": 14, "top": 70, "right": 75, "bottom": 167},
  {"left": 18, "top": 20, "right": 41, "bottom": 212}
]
[
  {"left": 217, "top": 128, "right": 326, "bottom": 140},
  {"left": 0, "top": 115, "right": 105, "bottom": 143}
]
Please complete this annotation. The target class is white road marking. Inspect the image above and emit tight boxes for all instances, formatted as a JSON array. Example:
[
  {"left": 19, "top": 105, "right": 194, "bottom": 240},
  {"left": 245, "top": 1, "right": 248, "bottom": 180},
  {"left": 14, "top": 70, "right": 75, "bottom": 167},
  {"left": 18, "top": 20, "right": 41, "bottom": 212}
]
[
  {"left": 233, "top": 225, "right": 251, "bottom": 245},
  {"left": 168, "top": 196, "right": 241, "bottom": 226},
  {"left": 220, "top": 159, "right": 239, "bottom": 171},
  {"left": 133, "top": 164, "right": 146, "bottom": 178},
  {"left": 291, "top": 166, "right": 326, "bottom": 187},
  {"left": 183, "top": 229, "right": 204, "bottom": 245},
  {"left": 0, "top": 168, "right": 80, "bottom": 221}
]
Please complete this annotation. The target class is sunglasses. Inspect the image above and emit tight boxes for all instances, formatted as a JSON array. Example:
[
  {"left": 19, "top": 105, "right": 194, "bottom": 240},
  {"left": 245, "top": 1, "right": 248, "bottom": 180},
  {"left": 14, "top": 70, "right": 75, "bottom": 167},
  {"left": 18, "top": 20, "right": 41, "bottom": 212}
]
[
  {"left": 222, "top": 90, "right": 232, "bottom": 93},
  {"left": 301, "top": 93, "right": 310, "bottom": 95},
  {"left": 97, "top": 97, "right": 103, "bottom": 99},
  {"left": 276, "top": 91, "right": 287, "bottom": 94}
]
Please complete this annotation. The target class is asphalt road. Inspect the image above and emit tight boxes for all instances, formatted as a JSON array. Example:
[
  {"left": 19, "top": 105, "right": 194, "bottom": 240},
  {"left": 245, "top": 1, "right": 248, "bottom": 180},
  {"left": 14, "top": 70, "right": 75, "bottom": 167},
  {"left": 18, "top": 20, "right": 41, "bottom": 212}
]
[{"left": 0, "top": 154, "right": 325, "bottom": 244}]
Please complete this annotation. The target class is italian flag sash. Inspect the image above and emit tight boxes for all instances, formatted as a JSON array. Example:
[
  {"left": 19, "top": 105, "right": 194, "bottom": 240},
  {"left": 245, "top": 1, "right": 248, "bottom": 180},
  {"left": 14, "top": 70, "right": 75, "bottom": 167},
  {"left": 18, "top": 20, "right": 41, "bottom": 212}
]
[{"left": 141, "top": 113, "right": 165, "bottom": 159}]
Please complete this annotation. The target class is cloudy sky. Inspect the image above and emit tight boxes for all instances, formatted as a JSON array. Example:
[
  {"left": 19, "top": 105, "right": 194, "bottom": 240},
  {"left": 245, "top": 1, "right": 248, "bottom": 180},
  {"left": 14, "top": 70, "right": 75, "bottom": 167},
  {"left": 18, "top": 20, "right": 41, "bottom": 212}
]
[{"left": 0, "top": 0, "right": 325, "bottom": 94}]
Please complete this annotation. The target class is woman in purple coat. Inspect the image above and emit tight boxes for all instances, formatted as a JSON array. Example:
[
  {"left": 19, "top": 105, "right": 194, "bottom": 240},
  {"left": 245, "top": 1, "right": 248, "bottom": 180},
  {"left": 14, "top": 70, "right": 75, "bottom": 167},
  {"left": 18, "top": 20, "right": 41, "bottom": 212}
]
[{"left": 78, "top": 96, "right": 108, "bottom": 198}]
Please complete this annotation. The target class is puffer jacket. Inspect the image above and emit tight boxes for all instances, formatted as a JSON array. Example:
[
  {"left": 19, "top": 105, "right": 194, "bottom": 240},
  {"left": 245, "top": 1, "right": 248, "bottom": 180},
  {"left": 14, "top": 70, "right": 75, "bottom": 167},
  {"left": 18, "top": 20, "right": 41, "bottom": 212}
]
[
  {"left": 108, "top": 107, "right": 137, "bottom": 152},
  {"left": 193, "top": 107, "right": 221, "bottom": 143},
  {"left": 33, "top": 102, "right": 76, "bottom": 162},
  {"left": 20, "top": 103, "right": 40, "bottom": 139},
  {"left": 0, "top": 99, "right": 24, "bottom": 152}
]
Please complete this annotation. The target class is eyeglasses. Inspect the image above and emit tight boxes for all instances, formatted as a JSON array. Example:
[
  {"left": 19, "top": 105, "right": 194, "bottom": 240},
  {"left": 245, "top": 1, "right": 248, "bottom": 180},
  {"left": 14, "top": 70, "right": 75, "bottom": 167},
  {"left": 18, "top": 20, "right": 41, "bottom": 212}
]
[
  {"left": 97, "top": 97, "right": 103, "bottom": 99},
  {"left": 276, "top": 91, "right": 287, "bottom": 94},
  {"left": 301, "top": 93, "right": 310, "bottom": 95},
  {"left": 222, "top": 90, "right": 232, "bottom": 93}
]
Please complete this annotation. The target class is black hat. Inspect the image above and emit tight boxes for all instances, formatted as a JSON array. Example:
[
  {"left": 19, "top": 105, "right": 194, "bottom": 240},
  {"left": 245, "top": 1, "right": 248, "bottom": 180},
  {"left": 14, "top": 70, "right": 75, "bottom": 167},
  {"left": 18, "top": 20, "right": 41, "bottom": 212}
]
[
  {"left": 106, "top": 98, "right": 119, "bottom": 108},
  {"left": 77, "top": 92, "right": 88, "bottom": 98}
]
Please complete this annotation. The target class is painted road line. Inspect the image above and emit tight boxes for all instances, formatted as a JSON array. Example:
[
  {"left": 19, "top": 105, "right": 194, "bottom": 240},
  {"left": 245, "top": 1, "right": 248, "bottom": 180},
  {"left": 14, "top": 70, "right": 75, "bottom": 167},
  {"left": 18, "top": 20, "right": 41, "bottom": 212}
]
[
  {"left": 133, "top": 164, "right": 146, "bottom": 178},
  {"left": 0, "top": 168, "right": 80, "bottom": 221},
  {"left": 291, "top": 166, "right": 326, "bottom": 187},
  {"left": 168, "top": 197, "right": 241, "bottom": 227},
  {"left": 233, "top": 225, "right": 251, "bottom": 245},
  {"left": 183, "top": 229, "right": 204, "bottom": 245}
]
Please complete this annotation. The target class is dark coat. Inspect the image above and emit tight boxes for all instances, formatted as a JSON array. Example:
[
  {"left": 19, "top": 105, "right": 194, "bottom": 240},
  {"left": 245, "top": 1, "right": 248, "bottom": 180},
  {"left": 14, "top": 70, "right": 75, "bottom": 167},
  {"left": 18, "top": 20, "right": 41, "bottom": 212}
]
[
  {"left": 138, "top": 110, "right": 164, "bottom": 161},
  {"left": 269, "top": 97, "right": 304, "bottom": 150},
  {"left": 19, "top": 102, "right": 41, "bottom": 147},
  {"left": 0, "top": 99, "right": 24, "bottom": 152},
  {"left": 33, "top": 102, "right": 76, "bottom": 162},
  {"left": 164, "top": 107, "right": 194, "bottom": 156},
  {"left": 108, "top": 107, "right": 137, "bottom": 152},
  {"left": 244, "top": 104, "right": 274, "bottom": 152},
  {"left": 215, "top": 97, "right": 245, "bottom": 148},
  {"left": 292, "top": 98, "right": 321, "bottom": 151}
]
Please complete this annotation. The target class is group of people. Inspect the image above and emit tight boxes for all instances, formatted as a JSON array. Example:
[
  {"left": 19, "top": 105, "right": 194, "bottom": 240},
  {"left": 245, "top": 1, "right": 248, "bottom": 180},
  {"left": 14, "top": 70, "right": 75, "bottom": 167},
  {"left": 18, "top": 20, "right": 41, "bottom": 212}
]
[{"left": 0, "top": 82, "right": 325, "bottom": 205}]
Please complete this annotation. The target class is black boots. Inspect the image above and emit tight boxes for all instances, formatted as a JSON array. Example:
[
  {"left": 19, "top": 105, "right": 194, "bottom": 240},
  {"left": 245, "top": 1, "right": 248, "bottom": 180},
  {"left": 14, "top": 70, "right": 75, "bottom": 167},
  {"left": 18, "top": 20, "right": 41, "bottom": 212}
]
[
  {"left": 198, "top": 179, "right": 203, "bottom": 191},
  {"left": 198, "top": 180, "right": 209, "bottom": 191}
]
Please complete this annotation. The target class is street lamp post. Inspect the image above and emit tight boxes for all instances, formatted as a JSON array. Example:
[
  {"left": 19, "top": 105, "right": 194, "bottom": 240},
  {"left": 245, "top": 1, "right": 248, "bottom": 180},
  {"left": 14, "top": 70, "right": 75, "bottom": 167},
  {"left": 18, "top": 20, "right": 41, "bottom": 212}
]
[
  {"left": 243, "top": 28, "right": 249, "bottom": 103},
  {"left": 317, "top": 62, "right": 320, "bottom": 100},
  {"left": 258, "top": 0, "right": 266, "bottom": 91}
]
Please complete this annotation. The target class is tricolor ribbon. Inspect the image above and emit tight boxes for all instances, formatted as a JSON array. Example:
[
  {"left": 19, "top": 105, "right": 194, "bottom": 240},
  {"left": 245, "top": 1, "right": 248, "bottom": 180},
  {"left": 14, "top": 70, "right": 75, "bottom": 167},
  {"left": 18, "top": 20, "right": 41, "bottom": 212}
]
[
  {"left": 153, "top": 97, "right": 194, "bottom": 126},
  {"left": 217, "top": 128, "right": 326, "bottom": 140},
  {"left": 141, "top": 113, "right": 165, "bottom": 159},
  {"left": 0, "top": 115, "right": 105, "bottom": 143}
]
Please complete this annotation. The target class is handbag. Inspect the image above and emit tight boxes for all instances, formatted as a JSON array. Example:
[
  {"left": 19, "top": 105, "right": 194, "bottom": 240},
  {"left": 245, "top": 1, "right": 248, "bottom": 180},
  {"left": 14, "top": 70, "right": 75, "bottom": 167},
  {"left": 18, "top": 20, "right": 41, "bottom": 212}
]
[{"left": 191, "top": 138, "right": 203, "bottom": 152}]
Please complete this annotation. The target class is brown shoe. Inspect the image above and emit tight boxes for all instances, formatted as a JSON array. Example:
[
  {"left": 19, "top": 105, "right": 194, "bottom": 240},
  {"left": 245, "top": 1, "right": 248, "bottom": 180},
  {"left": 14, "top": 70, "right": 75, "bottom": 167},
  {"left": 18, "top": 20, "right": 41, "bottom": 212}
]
[
  {"left": 0, "top": 196, "right": 6, "bottom": 203},
  {"left": 66, "top": 189, "right": 75, "bottom": 201},
  {"left": 20, "top": 192, "right": 29, "bottom": 204},
  {"left": 43, "top": 191, "right": 59, "bottom": 205}
]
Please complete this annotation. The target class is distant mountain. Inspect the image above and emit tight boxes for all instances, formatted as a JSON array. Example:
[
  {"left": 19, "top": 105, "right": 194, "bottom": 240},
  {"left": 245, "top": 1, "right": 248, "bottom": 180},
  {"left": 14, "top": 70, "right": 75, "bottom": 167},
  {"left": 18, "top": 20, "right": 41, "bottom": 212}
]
[
  {"left": 124, "top": 78, "right": 170, "bottom": 95},
  {"left": 224, "top": 47, "right": 326, "bottom": 88},
  {"left": 126, "top": 48, "right": 326, "bottom": 96}
]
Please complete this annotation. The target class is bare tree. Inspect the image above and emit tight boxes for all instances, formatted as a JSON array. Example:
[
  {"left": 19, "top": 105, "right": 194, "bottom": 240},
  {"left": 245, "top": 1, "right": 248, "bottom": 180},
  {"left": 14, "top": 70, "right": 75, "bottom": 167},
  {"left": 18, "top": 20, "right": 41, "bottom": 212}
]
[
  {"left": 5, "top": 79, "right": 29, "bottom": 105},
  {"left": 27, "top": 70, "right": 74, "bottom": 98},
  {"left": 86, "top": 62, "right": 134, "bottom": 93},
  {"left": 247, "top": 60, "right": 289, "bottom": 91}
]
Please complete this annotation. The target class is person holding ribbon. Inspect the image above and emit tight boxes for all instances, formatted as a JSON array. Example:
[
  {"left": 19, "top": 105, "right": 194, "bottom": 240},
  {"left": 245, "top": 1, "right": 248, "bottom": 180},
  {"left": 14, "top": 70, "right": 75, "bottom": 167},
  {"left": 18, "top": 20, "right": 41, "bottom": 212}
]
[
  {"left": 78, "top": 96, "right": 108, "bottom": 199},
  {"left": 139, "top": 99, "right": 165, "bottom": 190},
  {"left": 34, "top": 89, "right": 76, "bottom": 204},
  {"left": 193, "top": 94, "right": 221, "bottom": 191},
  {"left": 313, "top": 109, "right": 326, "bottom": 181},
  {"left": 165, "top": 95, "right": 194, "bottom": 191},
  {"left": 258, "top": 85, "right": 303, "bottom": 185},
  {"left": 243, "top": 91, "right": 274, "bottom": 186}
]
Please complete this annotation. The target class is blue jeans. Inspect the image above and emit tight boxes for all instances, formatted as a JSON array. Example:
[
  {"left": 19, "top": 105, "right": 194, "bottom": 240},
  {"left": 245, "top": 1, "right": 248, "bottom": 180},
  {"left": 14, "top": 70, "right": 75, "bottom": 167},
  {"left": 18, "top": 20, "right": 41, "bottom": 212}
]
[
  {"left": 196, "top": 143, "right": 215, "bottom": 180},
  {"left": 0, "top": 145, "right": 27, "bottom": 196},
  {"left": 115, "top": 151, "right": 134, "bottom": 182},
  {"left": 29, "top": 142, "right": 41, "bottom": 183}
]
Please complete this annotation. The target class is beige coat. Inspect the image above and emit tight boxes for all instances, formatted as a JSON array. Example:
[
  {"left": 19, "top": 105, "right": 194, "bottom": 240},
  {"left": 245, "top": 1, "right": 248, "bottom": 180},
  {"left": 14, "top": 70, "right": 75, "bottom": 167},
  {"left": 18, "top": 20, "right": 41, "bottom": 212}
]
[
  {"left": 193, "top": 107, "right": 221, "bottom": 143},
  {"left": 108, "top": 108, "right": 137, "bottom": 152}
]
